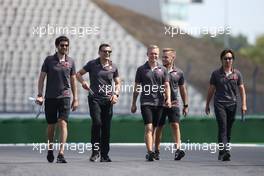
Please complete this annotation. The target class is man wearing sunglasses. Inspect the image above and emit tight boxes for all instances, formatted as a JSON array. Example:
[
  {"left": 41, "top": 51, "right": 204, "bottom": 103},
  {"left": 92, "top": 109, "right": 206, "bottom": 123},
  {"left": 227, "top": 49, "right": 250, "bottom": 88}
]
[
  {"left": 205, "top": 49, "right": 247, "bottom": 161},
  {"left": 36, "top": 36, "right": 79, "bottom": 163},
  {"left": 76, "top": 44, "right": 121, "bottom": 162}
]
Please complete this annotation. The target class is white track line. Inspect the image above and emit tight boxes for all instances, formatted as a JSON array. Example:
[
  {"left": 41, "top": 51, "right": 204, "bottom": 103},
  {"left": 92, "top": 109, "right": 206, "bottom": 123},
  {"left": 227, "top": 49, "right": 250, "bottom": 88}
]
[{"left": 0, "top": 143, "right": 263, "bottom": 147}]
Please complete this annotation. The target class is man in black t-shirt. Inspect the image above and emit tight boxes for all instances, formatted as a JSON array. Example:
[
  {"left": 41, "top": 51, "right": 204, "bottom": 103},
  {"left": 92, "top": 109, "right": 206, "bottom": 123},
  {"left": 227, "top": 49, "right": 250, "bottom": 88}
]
[
  {"left": 76, "top": 43, "right": 121, "bottom": 162},
  {"left": 36, "top": 36, "right": 79, "bottom": 163},
  {"left": 155, "top": 48, "right": 188, "bottom": 161},
  {"left": 205, "top": 49, "right": 247, "bottom": 161},
  {"left": 131, "top": 45, "right": 171, "bottom": 161}
]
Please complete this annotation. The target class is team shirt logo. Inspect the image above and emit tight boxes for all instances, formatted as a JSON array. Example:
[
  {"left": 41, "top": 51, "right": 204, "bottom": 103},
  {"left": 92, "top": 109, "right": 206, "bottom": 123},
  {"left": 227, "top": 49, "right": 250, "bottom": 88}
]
[
  {"left": 229, "top": 74, "right": 238, "bottom": 80},
  {"left": 60, "top": 61, "right": 70, "bottom": 68},
  {"left": 171, "top": 71, "right": 179, "bottom": 80},
  {"left": 154, "top": 67, "right": 164, "bottom": 76},
  {"left": 63, "top": 90, "right": 70, "bottom": 96}
]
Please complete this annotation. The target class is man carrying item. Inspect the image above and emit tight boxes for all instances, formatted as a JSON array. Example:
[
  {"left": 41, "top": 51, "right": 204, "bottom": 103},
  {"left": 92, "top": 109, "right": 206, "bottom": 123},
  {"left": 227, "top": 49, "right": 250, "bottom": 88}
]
[{"left": 36, "top": 36, "right": 79, "bottom": 163}]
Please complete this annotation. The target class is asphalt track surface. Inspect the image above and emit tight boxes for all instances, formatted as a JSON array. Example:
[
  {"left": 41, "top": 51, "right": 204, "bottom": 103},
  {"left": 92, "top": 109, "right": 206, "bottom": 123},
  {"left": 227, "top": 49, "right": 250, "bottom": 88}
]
[{"left": 0, "top": 145, "right": 263, "bottom": 176}]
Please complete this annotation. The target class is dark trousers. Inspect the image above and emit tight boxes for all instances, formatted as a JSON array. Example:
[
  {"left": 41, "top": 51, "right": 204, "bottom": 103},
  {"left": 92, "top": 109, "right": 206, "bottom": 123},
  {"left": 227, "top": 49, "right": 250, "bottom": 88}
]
[
  {"left": 214, "top": 102, "right": 236, "bottom": 152},
  {"left": 88, "top": 97, "right": 113, "bottom": 157}
]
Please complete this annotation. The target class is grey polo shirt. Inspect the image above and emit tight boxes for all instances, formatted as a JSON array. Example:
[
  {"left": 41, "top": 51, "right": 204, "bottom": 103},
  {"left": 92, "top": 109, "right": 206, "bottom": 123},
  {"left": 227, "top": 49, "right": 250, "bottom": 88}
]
[
  {"left": 41, "top": 53, "right": 76, "bottom": 99},
  {"left": 135, "top": 61, "right": 169, "bottom": 106},
  {"left": 169, "top": 67, "right": 184, "bottom": 107},
  {"left": 210, "top": 67, "right": 243, "bottom": 105},
  {"left": 83, "top": 58, "right": 119, "bottom": 100}
]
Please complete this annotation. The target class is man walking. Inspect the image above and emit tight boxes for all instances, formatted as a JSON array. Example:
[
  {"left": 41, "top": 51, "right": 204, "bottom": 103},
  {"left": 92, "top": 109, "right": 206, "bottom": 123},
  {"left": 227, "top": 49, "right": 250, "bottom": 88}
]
[
  {"left": 76, "top": 44, "right": 121, "bottom": 162},
  {"left": 36, "top": 36, "right": 79, "bottom": 163},
  {"left": 205, "top": 49, "right": 247, "bottom": 161},
  {"left": 131, "top": 45, "right": 171, "bottom": 161},
  {"left": 154, "top": 48, "right": 188, "bottom": 161}
]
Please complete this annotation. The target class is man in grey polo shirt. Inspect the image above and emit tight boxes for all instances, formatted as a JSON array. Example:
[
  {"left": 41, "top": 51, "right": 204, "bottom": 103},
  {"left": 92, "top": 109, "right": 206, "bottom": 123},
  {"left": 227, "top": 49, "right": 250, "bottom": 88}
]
[
  {"left": 205, "top": 49, "right": 247, "bottom": 161},
  {"left": 131, "top": 45, "right": 171, "bottom": 161},
  {"left": 36, "top": 36, "right": 79, "bottom": 163},
  {"left": 76, "top": 43, "right": 121, "bottom": 162},
  {"left": 155, "top": 48, "right": 188, "bottom": 161}
]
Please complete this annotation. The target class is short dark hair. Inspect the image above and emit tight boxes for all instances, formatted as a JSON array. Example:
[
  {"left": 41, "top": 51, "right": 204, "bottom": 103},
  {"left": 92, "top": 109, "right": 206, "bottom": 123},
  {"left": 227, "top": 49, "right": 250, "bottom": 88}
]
[
  {"left": 99, "top": 43, "right": 111, "bottom": 51},
  {"left": 220, "top": 49, "right": 235, "bottom": 60},
  {"left": 55, "top": 36, "right": 69, "bottom": 47}
]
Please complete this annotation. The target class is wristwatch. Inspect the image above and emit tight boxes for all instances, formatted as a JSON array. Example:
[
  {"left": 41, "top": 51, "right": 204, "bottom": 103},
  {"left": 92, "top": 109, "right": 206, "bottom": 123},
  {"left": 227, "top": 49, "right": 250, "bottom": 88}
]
[
  {"left": 37, "top": 93, "right": 42, "bottom": 97},
  {"left": 183, "top": 104, "right": 188, "bottom": 108}
]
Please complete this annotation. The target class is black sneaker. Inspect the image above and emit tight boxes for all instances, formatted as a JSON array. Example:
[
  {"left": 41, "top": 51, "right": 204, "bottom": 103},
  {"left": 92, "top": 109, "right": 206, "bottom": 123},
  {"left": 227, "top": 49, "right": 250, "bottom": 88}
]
[
  {"left": 218, "top": 154, "right": 223, "bottom": 160},
  {"left": 174, "top": 149, "right": 185, "bottom": 160},
  {"left": 100, "top": 156, "right": 112, "bottom": 162},
  {"left": 145, "top": 151, "right": 155, "bottom": 161},
  {"left": 222, "top": 151, "right": 231, "bottom": 161},
  {"left": 90, "top": 152, "right": 100, "bottom": 162},
  {"left": 56, "top": 154, "right": 67, "bottom": 163},
  {"left": 47, "top": 150, "right": 54, "bottom": 163},
  {"left": 154, "top": 150, "right": 160, "bottom": 160},
  {"left": 218, "top": 151, "right": 224, "bottom": 160}
]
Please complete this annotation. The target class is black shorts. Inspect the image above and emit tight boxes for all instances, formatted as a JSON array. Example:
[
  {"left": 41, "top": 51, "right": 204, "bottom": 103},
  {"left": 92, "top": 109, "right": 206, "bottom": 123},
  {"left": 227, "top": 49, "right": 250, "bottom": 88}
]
[
  {"left": 140, "top": 105, "right": 163, "bottom": 127},
  {"left": 44, "top": 98, "right": 71, "bottom": 124},
  {"left": 158, "top": 107, "right": 180, "bottom": 126}
]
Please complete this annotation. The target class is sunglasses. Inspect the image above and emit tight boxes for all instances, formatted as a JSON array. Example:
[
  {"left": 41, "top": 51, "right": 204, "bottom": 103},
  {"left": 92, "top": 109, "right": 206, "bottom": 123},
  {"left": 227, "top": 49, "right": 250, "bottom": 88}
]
[
  {"left": 60, "top": 44, "right": 69, "bottom": 47},
  {"left": 101, "top": 50, "right": 112, "bottom": 54},
  {"left": 223, "top": 57, "right": 233, "bottom": 61}
]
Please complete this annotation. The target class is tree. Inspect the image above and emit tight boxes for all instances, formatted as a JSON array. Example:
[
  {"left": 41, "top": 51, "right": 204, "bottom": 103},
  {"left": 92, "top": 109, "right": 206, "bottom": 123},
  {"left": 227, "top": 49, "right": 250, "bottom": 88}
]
[
  {"left": 240, "top": 35, "right": 264, "bottom": 64},
  {"left": 201, "top": 33, "right": 249, "bottom": 51}
]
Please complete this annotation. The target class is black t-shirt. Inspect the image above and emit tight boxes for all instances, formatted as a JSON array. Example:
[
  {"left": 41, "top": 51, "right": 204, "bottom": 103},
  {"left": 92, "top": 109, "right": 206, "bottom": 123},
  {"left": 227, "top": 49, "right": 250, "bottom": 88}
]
[
  {"left": 135, "top": 61, "right": 169, "bottom": 106},
  {"left": 41, "top": 53, "right": 76, "bottom": 99},
  {"left": 83, "top": 58, "right": 119, "bottom": 100},
  {"left": 210, "top": 67, "right": 243, "bottom": 105},
  {"left": 168, "top": 67, "right": 184, "bottom": 107}
]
